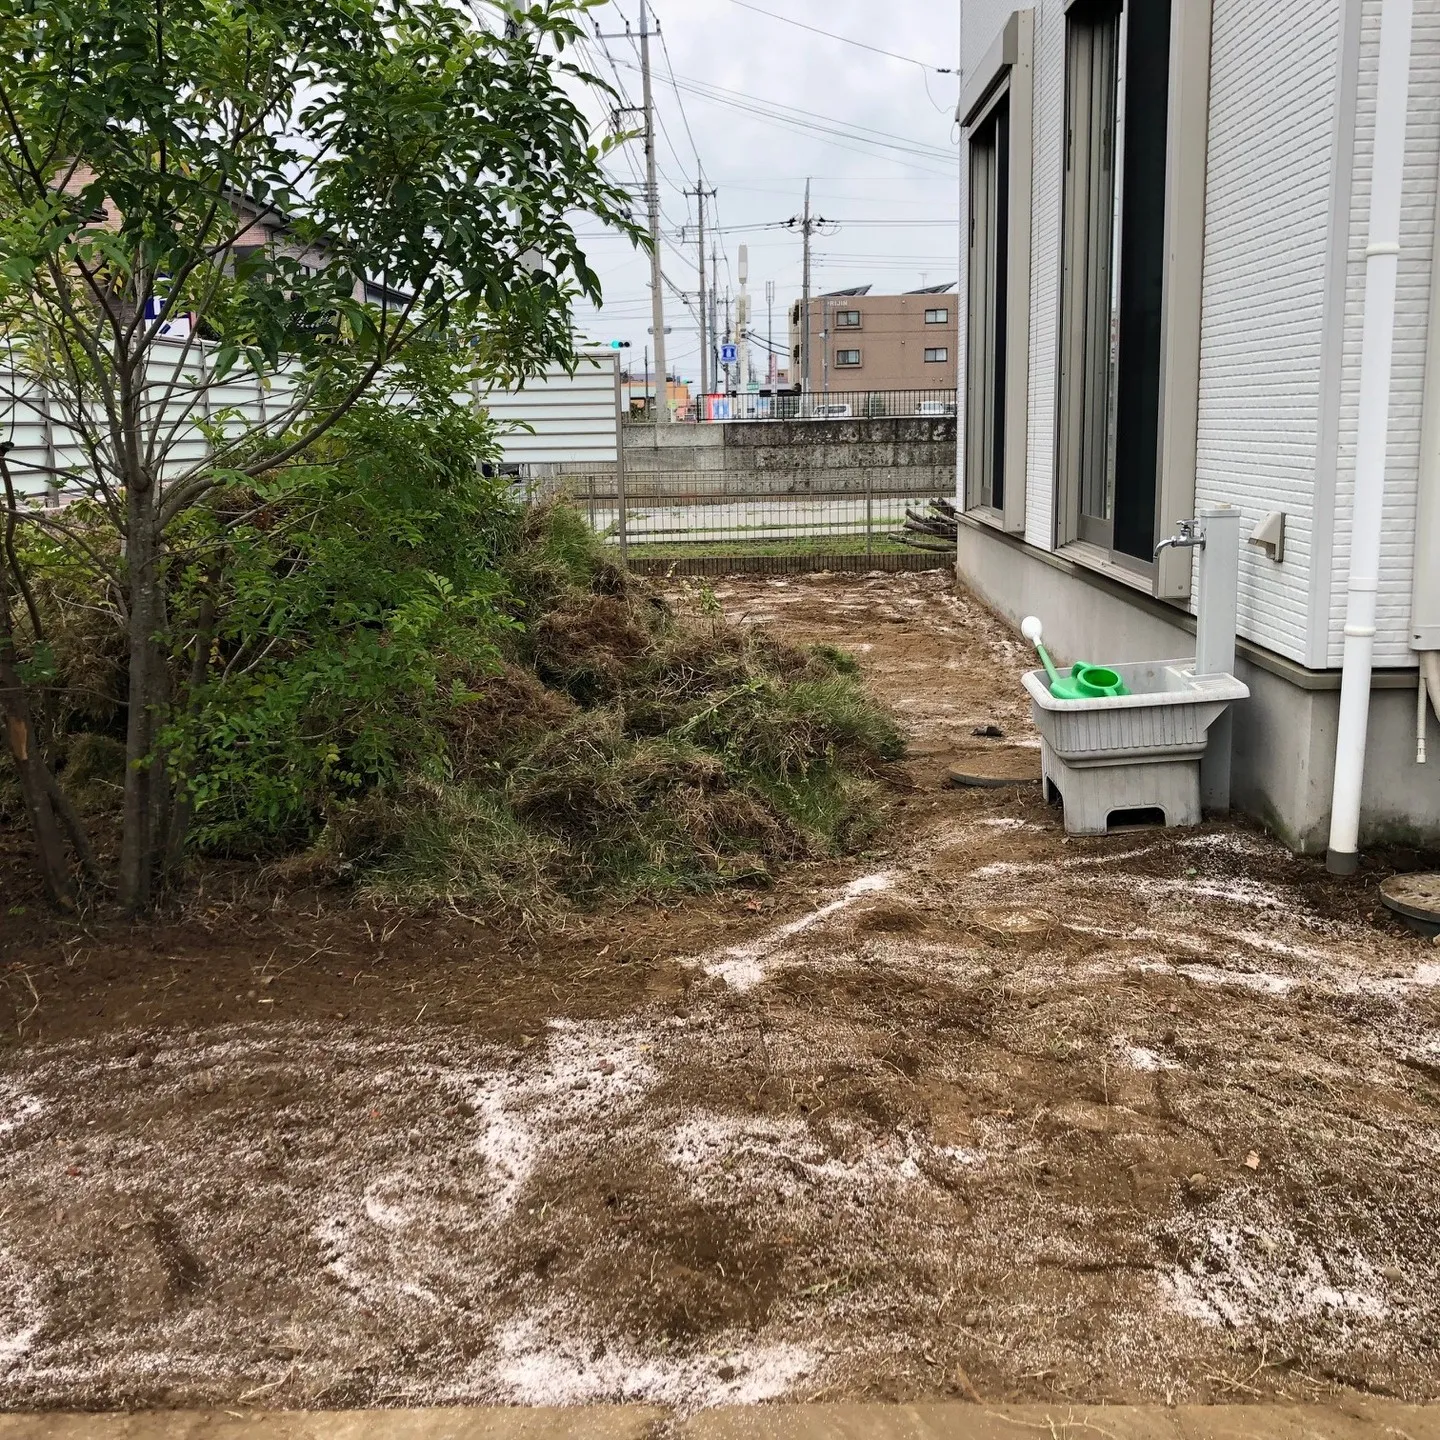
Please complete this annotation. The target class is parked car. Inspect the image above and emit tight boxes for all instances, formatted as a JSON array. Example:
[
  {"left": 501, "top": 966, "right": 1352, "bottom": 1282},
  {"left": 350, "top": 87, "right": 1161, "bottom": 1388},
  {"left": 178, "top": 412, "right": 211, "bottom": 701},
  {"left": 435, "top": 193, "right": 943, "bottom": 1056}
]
[{"left": 915, "top": 399, "right": 958, "bottom": 417}]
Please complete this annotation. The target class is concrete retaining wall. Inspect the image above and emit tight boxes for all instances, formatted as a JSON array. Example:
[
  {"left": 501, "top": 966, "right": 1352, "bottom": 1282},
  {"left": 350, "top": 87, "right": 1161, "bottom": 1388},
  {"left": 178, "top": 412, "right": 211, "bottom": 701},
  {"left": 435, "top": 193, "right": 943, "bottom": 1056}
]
[{"left": 536, "top": 417, "right": 957, "bottom": 502}]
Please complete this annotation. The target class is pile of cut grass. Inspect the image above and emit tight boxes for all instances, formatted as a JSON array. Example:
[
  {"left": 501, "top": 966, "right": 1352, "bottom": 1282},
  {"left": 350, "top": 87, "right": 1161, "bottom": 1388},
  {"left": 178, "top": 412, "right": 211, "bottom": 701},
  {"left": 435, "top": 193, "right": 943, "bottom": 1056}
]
[{"left": 303, "top": 504, "right": 905, "bottom": 912}]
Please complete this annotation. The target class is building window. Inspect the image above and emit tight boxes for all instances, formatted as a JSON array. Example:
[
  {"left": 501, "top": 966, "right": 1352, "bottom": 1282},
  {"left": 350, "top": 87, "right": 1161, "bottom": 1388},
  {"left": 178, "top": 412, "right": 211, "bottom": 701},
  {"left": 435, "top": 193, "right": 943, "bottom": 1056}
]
[
  {"left": 924, "top": 308, "right": 950, "bottom": 325},
  {"left": 835, "top": 349, "right": 862, "bottom": 367},
  {"left": 965, "top": 90, "right": 1010, "bottom": 515},
  {"left": 835, "top": 310, "right": 862, "bottom": 329},
  {"left": 1056, "top": 0, "right": 1172, "bottom": 565},
  {"left": 924, "top": 347, "right": 950, "bottom": 364}
]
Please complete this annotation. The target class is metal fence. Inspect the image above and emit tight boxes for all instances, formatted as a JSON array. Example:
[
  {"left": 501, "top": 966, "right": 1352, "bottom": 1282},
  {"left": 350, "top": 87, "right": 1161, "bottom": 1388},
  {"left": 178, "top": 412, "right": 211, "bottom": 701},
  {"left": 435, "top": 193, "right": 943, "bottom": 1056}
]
[
  {"left": 532, "top": 406, "right": 959, "bottom": 573},
  {"left": 677, "top": 388, "right": 957, "bottom": 424}
]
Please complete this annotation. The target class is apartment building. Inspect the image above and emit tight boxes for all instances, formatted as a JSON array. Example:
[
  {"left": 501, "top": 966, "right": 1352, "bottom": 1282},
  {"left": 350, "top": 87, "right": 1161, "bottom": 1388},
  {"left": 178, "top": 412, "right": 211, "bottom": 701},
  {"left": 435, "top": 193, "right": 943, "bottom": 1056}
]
[{"left": 788, "top": 284, "right": 959, "bottom": 393}]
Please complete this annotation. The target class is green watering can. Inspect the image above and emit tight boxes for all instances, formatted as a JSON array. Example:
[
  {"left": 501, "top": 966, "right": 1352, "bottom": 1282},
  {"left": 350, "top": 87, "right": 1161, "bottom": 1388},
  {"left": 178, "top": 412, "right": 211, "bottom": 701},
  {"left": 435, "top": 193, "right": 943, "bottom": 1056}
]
[{"left": 1021, "top": 616, "right": 1129, "bottom": 701}]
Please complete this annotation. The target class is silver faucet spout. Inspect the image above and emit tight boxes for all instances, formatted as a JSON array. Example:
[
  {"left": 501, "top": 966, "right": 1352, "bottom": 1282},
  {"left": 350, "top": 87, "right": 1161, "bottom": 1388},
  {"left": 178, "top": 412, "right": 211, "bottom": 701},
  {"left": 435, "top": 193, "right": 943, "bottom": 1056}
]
[{"left": 1155, "top": 518, "right": 1206, "bottom": 560}]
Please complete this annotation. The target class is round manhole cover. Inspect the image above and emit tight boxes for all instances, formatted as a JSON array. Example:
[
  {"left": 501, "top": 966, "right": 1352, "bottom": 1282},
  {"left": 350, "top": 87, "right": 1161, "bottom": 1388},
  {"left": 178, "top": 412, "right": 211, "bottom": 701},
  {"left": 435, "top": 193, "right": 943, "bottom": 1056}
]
[
  {"left": 1380, "top": 873, "right": 1440, "bottom": 936},
  {"left": 974, "top": 906, "right": 1055, "bottom": 936}
]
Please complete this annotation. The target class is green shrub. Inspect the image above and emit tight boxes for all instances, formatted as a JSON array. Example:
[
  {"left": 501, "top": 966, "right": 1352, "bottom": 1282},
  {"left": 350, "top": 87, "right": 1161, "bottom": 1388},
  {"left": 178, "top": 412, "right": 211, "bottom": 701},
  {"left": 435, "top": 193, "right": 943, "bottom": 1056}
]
[{"left": 11, "top": 398, "right": 906, "bottom": 910}]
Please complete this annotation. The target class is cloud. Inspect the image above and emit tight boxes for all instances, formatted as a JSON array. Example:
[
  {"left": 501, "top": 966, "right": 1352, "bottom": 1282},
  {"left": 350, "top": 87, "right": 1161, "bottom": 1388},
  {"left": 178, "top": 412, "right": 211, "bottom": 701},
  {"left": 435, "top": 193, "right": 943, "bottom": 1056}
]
[{"left": 570, "top": 0, "right": 962, "bottom": 380}]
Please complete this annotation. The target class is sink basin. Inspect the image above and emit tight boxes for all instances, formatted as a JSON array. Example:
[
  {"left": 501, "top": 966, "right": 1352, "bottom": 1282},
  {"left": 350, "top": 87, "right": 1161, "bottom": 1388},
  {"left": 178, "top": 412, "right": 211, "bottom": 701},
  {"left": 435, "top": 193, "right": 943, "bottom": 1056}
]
[{"left": 1022, "top": 661, "right": 1250, "bottom": 834}]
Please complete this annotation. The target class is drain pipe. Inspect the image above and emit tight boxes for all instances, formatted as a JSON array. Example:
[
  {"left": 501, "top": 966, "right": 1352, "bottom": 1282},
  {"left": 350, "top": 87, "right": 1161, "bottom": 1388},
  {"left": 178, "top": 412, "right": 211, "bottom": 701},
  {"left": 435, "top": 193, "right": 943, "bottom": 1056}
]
[
  {"left": 1327, "top": 0, "right": 1416, "bottom": 876},
  {"left": 1413, "top": 137, "right": 1440, "bottom": 765}
]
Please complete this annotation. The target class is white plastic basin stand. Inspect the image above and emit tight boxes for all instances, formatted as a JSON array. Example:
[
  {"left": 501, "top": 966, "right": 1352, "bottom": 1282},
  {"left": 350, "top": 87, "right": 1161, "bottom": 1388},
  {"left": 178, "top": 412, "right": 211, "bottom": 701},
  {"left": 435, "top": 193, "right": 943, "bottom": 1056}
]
[
  {"left": 1023, "top": 506, "right": 1249, "bottom": 837},
  {"left": 1023, "top": 663, "right": 1250, "bottom": 835}
]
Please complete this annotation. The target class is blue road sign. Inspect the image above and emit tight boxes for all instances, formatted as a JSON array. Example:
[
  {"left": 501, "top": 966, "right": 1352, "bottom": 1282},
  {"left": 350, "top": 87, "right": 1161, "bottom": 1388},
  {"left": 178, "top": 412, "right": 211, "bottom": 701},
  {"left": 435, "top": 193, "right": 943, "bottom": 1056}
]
[{"left": 720, "top": 343, "right": 738, "bottom": 365}]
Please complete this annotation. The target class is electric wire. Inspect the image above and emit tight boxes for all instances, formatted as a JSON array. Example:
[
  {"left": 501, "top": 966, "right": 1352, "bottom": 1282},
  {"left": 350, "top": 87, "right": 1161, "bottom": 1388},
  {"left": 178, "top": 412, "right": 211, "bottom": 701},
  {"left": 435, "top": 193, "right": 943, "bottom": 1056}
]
[{"left": 721, "top": 0, "right": 957, "bottom": 73}]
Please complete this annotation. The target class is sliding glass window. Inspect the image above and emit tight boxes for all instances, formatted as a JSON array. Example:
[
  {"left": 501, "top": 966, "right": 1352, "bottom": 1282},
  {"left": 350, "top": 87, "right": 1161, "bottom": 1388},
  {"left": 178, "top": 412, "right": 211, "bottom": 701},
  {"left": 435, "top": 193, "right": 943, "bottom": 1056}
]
[
  {"left": 1056, "top": 0, "right": 1172, "bottom": 567},
  {"left": 965, "top": 91, "right": 1011, "bottom": 515}
]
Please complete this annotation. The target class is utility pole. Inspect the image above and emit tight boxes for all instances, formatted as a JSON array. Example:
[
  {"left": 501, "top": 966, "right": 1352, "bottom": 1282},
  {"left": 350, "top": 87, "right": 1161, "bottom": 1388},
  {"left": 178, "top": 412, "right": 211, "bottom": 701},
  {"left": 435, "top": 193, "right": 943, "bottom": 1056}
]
[
  {"left": 598, "top": 5, "right": 669, "bottom": 420},
  {"left": 643, "top": 343, "right": 650, "bottom": 417},
  {"left": 801, "top": 179, "right": 813, "bottom": 394},
  {"left": 765, "top": 280, "right": 776, "bottom": 385},
  {"left": 822, "top": 297, "right": 833, "bottom": 394},
  {"left": 639, "top": 2, "right": 670, "bottom": 422},
  {"left": 737, "top": 244, "right": 750, "bottom": 401},
  {"left": 710, "top": 246, "right": 720, "bottom": 393},
  {"left": 724, "top": 290, "right": 733, "bottom": 393},
  {"left": 685, "top": 178, "right": 717, "bottom": 397}
]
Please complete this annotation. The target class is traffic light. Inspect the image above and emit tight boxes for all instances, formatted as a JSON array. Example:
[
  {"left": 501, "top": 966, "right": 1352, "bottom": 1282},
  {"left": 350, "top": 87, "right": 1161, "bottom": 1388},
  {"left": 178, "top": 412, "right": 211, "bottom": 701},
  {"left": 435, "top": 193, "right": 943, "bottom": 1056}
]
[{"left": 608, "top": 340, "right": 631, "bottom": 350}]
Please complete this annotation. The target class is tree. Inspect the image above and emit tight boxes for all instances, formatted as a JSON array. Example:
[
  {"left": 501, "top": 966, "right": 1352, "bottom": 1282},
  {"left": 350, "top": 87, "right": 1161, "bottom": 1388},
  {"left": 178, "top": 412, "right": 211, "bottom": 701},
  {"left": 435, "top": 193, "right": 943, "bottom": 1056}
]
[{"left": 0, "top": 0, "right": 635, "bottom": 910}]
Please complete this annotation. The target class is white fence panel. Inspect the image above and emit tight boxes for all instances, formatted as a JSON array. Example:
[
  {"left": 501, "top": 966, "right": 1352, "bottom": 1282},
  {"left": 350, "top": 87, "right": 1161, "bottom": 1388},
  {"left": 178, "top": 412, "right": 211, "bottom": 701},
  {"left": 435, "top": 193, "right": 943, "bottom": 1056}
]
[
  {"left": 479, "top": 354, "right": 619, "bottom": 467},
  {"left": 0, "top": 342, "right": 620, "bottom": 499}
]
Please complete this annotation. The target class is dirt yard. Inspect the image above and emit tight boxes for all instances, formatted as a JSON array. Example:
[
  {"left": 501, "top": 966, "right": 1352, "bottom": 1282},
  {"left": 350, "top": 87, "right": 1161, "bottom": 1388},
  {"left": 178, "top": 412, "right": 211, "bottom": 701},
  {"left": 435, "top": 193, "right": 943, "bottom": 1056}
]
[{"left": 1, "top": 570, "right": 1438, "bottom": 1416}]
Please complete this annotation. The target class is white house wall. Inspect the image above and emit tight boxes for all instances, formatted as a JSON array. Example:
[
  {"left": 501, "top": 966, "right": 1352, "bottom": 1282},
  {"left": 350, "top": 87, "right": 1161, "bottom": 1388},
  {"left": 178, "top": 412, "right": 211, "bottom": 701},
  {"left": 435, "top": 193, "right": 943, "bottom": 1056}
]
[
  {"left": 1193, "top": 0, "right": 1346, "bottom": 666},
  {"left": 957, "top": 0, "right": 1065, "bottom": 548},
  {"left": 1328, "top": 0, "right": 1440, "bottom": 668},
  {"left": 962, "top": 0, "right": 1440, "bottom": 672},
  {"left": 955, "top": 0, "right": 1021, "bottom": 524},
  {"left": 1023, "top": 1, "right": 1066, "bottom": 550}
]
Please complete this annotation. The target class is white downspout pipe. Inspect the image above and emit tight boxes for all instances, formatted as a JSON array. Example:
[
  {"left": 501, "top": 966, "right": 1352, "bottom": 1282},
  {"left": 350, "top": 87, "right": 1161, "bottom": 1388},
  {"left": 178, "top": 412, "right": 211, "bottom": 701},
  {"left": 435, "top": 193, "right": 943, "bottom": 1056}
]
[{"left": 1326, "top": 0, "right": 1415, "bottom": 876}]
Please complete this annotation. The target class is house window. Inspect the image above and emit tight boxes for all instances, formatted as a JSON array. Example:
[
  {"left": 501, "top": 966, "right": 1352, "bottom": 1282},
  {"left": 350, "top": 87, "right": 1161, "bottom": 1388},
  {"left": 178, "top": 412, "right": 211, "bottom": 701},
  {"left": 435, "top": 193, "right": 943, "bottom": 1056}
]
[
  {"left": 924, "top": 308, "right": 950, "bottom": 325},
  {"left": 835, "top": 310, "right": 862, "bottom": 328},
  {"left": 965, "top": 90, "right": 1010, "bottom": 514},
  {"left": 1056, "top": 0, "right": 1173, "bottom": 566},
  {"left": 925, "top": 346, "right": 950, "bottom": 364},
  {"left": 835, "top": 349, "right": 862, "bottom": 367}
]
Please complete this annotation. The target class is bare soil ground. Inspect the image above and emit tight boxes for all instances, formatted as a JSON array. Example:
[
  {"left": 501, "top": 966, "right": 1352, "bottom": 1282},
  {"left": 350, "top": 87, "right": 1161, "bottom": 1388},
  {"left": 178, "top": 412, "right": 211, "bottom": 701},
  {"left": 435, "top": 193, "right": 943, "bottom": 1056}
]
[{"left": 1, "top": 570, "right": 1439, "bottom": 1417}]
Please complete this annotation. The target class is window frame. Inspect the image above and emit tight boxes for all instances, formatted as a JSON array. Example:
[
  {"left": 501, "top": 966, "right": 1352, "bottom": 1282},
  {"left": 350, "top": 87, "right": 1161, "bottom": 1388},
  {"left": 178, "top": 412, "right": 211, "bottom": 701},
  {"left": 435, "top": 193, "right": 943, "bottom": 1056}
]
[
  {"left": 1052, "top": 0, "right": 1213, "bottom": 602},
  {"left": 924, "top": 308, "right": 951, "bottom": 325},
  {"left": 834, "top": 348, "right": 862, "bottom": 368},
  {"left": 924, "top": 347, "right": 950, "bottom": 364},
  {"left": 958, "top": 8, "right": 1034, "bottom": 537},
  {"left": 835, "top": 310, "right": 863, "bottom": 329}
]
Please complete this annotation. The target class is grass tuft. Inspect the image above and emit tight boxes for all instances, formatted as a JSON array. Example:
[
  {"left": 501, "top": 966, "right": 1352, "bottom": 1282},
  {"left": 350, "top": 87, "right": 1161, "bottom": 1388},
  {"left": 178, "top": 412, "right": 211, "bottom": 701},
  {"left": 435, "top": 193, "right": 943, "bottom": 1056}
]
[{"left": 313, "top": 504, "right": 907, "bottom": 913}]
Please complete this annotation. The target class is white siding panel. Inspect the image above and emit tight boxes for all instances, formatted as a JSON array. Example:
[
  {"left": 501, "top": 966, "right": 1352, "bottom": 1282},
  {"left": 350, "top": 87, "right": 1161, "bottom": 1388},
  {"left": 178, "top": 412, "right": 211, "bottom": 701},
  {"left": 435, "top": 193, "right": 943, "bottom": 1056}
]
[
  {"left": 1331, "top": 0, "right": 1440, "bottom": 667},
  {"left": 0, "top": 347, "right": 618, "bottom": 494},
  {"left": 1194, "top": 0, "right": 1344, "bottom": 664},
  {"left": 957, "top": 0, "right": 1040, "bottom": 519},
  {"left": 1024, "top": 0, "right": 1066, "bottom": 548},
  {"left": 479, "top": 357, "right": 619, "bottom": 467},
  {"left": 1330, "top": 0, "right": 1440, "bottom": 667}
]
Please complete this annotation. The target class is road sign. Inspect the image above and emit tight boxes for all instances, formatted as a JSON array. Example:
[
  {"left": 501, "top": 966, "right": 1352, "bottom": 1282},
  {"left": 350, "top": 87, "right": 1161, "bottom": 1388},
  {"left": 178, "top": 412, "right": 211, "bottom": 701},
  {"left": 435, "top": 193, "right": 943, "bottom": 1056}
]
[{"left": 720, "top": 343, "right": 738, "bottom": 365}]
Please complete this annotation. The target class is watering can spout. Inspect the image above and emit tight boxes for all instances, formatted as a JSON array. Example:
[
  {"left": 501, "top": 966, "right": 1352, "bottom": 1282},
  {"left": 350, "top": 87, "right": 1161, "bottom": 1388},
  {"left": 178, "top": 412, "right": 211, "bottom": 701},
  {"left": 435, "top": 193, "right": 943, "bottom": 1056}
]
[{"left": 1021, "top": 616, "right": 1128, "bottom": 700}]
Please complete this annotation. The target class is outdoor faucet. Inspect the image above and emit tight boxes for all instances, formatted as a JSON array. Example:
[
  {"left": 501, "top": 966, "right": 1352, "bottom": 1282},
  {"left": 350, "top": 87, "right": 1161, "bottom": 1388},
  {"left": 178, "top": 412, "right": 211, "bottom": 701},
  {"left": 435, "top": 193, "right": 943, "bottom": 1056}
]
[{"left": 1155, "top": 518, "right": 1206, "bottom": 561}]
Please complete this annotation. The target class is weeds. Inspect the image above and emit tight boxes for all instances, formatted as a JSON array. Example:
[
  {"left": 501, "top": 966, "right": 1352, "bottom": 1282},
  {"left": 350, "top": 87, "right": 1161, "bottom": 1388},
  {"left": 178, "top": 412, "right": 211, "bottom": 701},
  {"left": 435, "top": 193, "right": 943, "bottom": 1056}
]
[
  {"left": 11, "top": 491, "right": 904, "bottom": 916},
  {"left": 315, "top": 506, "right": 905, "bottom": 912}
]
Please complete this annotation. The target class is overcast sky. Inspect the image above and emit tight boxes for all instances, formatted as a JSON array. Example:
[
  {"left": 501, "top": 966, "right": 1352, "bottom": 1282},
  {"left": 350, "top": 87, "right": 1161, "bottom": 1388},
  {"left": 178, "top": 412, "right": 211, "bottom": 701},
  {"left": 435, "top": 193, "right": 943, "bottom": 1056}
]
[{"left": 566, "top": 0, "right": 962, "bottom": 385}]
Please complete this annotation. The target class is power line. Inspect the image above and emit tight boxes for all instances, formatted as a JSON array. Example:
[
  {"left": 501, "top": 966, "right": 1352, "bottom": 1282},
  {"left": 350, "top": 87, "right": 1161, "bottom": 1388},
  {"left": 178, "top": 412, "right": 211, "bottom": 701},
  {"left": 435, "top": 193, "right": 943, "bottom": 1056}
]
[
  {"left": 651, "top": 7, "right": 707, "bottom": 180},
  {"left": 612, "top": 59, "right": 958, "bottom": 169},
  {"left": 722, "top": 0, "right": 956, "bottom": 73}
]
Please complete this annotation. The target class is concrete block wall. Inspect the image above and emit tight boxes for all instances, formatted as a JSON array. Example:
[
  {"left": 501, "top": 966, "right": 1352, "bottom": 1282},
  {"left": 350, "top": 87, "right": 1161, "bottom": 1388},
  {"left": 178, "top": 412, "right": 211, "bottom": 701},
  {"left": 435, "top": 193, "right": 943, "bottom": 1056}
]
[{"left": 612, "top": 416, "right": 957, "bottom": 503}]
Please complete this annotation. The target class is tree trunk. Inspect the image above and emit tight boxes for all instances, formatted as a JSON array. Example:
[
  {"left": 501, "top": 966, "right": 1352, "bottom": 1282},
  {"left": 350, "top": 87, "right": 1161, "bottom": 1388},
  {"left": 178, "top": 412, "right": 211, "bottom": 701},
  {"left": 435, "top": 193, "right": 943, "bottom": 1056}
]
[
  {"left": 118, "top": 481, "right": 164, "bottom": 913},
  {"left": 0, "top": 596, "right": 75, "bottom": 909}
]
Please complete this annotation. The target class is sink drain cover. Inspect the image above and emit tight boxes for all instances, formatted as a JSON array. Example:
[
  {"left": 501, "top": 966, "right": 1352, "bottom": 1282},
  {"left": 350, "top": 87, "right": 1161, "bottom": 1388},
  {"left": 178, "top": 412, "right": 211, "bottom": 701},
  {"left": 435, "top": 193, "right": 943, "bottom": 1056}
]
[{"left": 1380, "top": 873, "right": 1440, "bottom": 936}]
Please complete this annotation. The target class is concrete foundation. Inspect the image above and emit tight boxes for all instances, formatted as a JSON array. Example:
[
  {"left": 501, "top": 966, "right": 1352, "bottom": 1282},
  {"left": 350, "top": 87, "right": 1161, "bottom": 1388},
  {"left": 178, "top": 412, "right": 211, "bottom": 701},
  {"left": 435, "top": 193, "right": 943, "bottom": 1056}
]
[{"left": 957, "top": 520, "right": 1440, "bottom": 853}]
